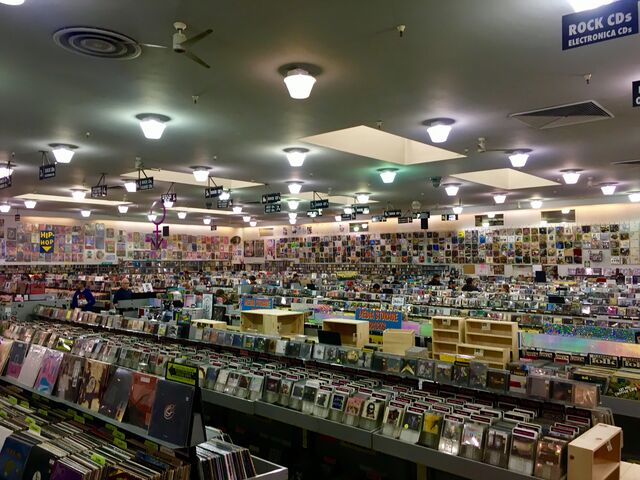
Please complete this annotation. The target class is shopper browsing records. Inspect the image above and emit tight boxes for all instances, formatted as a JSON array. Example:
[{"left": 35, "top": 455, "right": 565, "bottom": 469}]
[
  {"left": 112, "top": 278, "right": 133, "bottom": 305},
  {"left": 461, "top": 277, "right": 480, "bottom": 292},
  {"left": 371, "top": 283, "right": 381, "bottom": 293},
  {"left": 428, "top": 274, "right": 442, "bottom": 286},
  {"left": 447, "top": 279, "right": 457, "bottom": 291},
  {"left": 71, "top": 280, "right": 96, "bottom": 311}
]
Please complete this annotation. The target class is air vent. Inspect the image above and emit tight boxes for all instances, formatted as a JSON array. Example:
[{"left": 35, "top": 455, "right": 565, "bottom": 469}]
[
  {"left": 53, "top": 27, "right": 141, "bottom": 60},
  {"left": 510, "top": 100, "right": 613, "bottom": 129}
]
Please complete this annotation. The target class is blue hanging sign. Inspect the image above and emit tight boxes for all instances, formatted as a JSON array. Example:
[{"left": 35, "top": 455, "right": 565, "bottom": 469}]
[
  {"left": 562, "top": 0, "right": 638, "bottom": 50},
  {"left": 355, "top": 307, "right": 403, "bottom": 330},
  {"left": 240, "top": 297, "right": 274, "bottom": 311}
]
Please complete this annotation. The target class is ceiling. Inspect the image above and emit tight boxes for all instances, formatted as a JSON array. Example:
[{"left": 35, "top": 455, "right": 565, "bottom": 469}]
[{"left": 0, "top": 0, "right": 639, "bottom": 227}]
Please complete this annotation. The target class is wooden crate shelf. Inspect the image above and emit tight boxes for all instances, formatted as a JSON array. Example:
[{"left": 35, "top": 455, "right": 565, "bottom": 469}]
[
  {"left": 321, "top": 319, "right": 369, "bottom": 348},
  {"left": 456, "top": 343, "right": 510, "bottom": 369},
  {"left": 464, "top": 318, "right": 519, "bottom": 361},
  {"left": 382, "top": 329, "right": 415, "bottom": 355},
  {"left": 240, "top": 309, "right": 305, "bottom": 336},
  {"left": 431, "top": 316, "right": 466, "bottom": 359},
  {"left": 568, "top": 424, "right": 622, "bottom": 480}
]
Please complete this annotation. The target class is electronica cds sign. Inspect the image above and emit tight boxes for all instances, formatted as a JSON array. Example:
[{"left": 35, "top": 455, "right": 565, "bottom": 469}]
[{"left": 562, "top": 0, "right": 638, "bottom": 50}]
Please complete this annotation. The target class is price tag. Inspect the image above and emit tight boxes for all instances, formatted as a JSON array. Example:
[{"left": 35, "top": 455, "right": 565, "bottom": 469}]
[
  {"left": 105, "top": 424, "right": 117, "bottom": 432},
  {"left": 66, "top": 408, "right": 76, "bottom": 417},
  {"left": 0, "top": 410, "right": 7, "bottom": 418},
  {"left": 25, "top": 416, "right": 36, "bottom": 426},
  {"left": 441, "top": 318, "right": 451, "bottom": 327},
  {"left": 113, "top": 438, "right": 128, "bottom": 450},
  {"left": 73, "top": 414, "right": 85, "bottom": 424},
  {"left": 481, "top": 322, "right": 490, "bottom": 331},
  {"left": 19, "top": 400, "right": 29, "bottom": 408},
  {"left": 83, "top": 412, "right": 94, "bottom": 421},
  {"left": 91, "top": 453, "right": 106, "bottom": 466},
  {"left": 37, "top": 408, "right": 48, "bottom": 417},
  {"left": 144, "top": 440, "right": 159, "bottom": 452},
  {"left": 7, "top": 396, "right": 17, "bottom": 406},
  {"left": 28, "top": 424, "right": 41, "bottom": 435},
  {"left": 474, "top": 349, "right": 484, "bottom": 357},
  {"left": 113, "top": 430, "right": 126, "bottom": 440}
]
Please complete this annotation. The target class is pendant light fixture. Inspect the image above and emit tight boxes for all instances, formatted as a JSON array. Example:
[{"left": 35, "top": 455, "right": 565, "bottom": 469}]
[
  {"left": 487, "top": 212, "right": 496, "bottom": 219},
  {"left": 424, "top": 118, "right": 455, "bottom": 143},
  {"left": 249, "top": 220, "right": 257, "bottom": 227},
  {"left": 443, "top": 183, "right": 460, "bottom": 196},
  {"left": 49, "top": 144, "right": 78, "bottom": 164},
  {"left": 148, "top": 213, "right": 157, "bottom": 222},
  {"left": 343, "top": 205, "right": 353, "bottom": 215},
  {"left": 561, "top": 169, "right": 582, "bottom": 185},
  {"left": 508, "top": 150, "right": 530, "bottom": 168},
  {"left": 243, "top": 215, "right": 251, "bottom": 223},
  {"left": 284, "top": 148, "right": 309, "bottom": 167},
  {"left": 219, "top": 190, "right": 231, "bottom": 201},
  {"left": 0, "top": 204, "right": 10, "bottom": 213},
  {"left": 561, "top": 208, "right": 571, "bottom": 214},
  {"left": 24, "top": 199, "right": 36, "bottom": 209},
  {"left": 0, "top": 163, "right": 14, "bottom": 178},
  {"left": 493, "top": 193, "right": 507, "bottom": 204},
  {"left": 629, "top": 193, "right": 640, "bottom": 202},
  {"left": 191, "top": 166, "right": 210, "bottom": 182},
  {"left": 124, "top": 180, "right": 137, "bottom": 193},
  {"left": 355, "top": 192, "right": 370, "bottom": 204},
  {"left": 283, "top": 68, "right": 316, "bottom": 99},
  {"left": 287, "top": 181, "right": 303, "bottom": 194},
  {"left": 289, "top": 218, "right": 297, "bottom": 225},
  {"left": 203, "top": 217, "right": 212, "bottom": 225},
  {"left": 136, "top": 114, "right": 170, "bottom": 140},
  {"left": 378, "top": 168, "right": 398, "bottom": 184},
  {"left": 453, "top": 205, "right": 463, "bottom": 215},
  {"left": 287, "top": 199, "right": 300, "bottom": 210},
  {"left": 232, "top": 206, "right": 243, "bottom": 214},
  {"left": 71, "top": 188, "right": 88, "bottom": 200},
  {"left": 177, "top": 211, "right": 187, "bottom": 219},
  {"left": 117, "top": 204, "right": 129, "bottom": 214},
  {"left": 80, "top": 210, "right": 91, "bottom": 218},
  {"left": 600, "top": 183, "right": 617, "bottom": 195},
  {"left": 162, "top": 199, "right": 174, "bottom": 208},
  {"left": 288, "top": 212, "right": 298, "bottom": 219},
  {"left": 530, "top": 199, "right": 543, "bottom": 209},
  {"left": 0, "top": 1, "right": 26, "bottom": 5},
  {"left": 334, "top": 215, "right": 341, "bottom": 222}
]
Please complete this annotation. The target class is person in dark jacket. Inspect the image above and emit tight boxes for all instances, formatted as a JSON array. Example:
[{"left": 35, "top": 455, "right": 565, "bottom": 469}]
[
  {"left": 71, "top": 280, "right": 96, "bottom": 311},
  {"left": 112, "top": 278, "right": 133, "bottom": 305},
  {"left": 461, "top": 277, "right": 480, "bottom": 292}
]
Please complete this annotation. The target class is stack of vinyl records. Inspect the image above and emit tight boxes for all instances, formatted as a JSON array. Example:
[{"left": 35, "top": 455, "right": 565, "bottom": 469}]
[{"left": 195, "top": 439, "right": 256, "bottom": 480}]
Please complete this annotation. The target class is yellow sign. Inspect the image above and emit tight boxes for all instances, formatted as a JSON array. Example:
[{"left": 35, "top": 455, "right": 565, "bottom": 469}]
[{"left": 40, "top": 230, "right": 55, "bottom": 253}]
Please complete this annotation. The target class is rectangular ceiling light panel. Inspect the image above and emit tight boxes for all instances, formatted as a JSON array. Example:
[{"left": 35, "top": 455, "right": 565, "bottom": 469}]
[
  {"left": 121, "top": 169, "right": 263, "bottom": 189},
  {"left": 451, "top": 168, "right": 559, "bottom": 190},
  {"left": 300, "top": 125, "right": 464, "bottom": 165}
]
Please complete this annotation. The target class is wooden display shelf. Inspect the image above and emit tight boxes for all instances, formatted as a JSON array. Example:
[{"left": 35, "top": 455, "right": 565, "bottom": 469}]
[
  {"left": 431, "top": 316, "right": 465, "bottom": 359},
  {"left": 464, "top": 318, "right": 519, "bottom": 361},
  {"left": 456, "top": 343, "right": 509, "bottom": 369},
  {"left": 382, "top": 329, "right": 415, "bottom": 355},
  {"left": 568, "top": 423, "right": 622, "bottom": 480},
  {"left": 240, "top": 309, "right": 305, "bottom": 335},
  {"left": 321, "top": 318, "right": 369, "bottom": 348}
]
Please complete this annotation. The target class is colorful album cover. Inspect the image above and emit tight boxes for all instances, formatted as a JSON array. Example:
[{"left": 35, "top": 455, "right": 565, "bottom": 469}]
[
  {"left": 34, "top": 349, "right": 64, "bottom": 395},
  {"left": 5, "top": 342, "right": 28, "bottom": 379},
  {"left": 76, "top": 359, "right": 110, "bottom": 412},
  {"left": 127, "top": 372, "right": 159, "bottom": 429}
]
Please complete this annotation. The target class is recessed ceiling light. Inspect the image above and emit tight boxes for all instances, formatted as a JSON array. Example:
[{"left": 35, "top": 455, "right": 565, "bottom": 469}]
[
  {"left": 493, "top": 193, "right": 507, "bottom": 204},
  {"left": 0, "top": 204, "right": 10, "bottom": 213},
  {"left": 24, "top": 200, "right": 36, "bottom": 209},
  {"left": 562, "top": 208, "right": 571, "bottom": 214},
  {"left": 284, "top": 148, "right": 309, "bottom": 167},
  {"left": 287, "top": 181, "right": 303, "bottom": 194},
  {"left": 203, "top": 217, "right": 212, "bottom": 225},
  {"left": 487, "top": 212, "right": 496, "bottom": 219},
  {"left": 343, "top": 206, "right": 353, "bottom": 215},
  {"left": 243, "top": 215, "right": 251, "bottom": 222},
  {"left": 219, "top": 190, "right": 231, "bottom": 201},
  {"left": 629, "top": 193, "right": 640, "bottom": 202},
  {"left": 0, "top": 0, "right": 25, "bottom": 5},
  {"left": 287, "top": 199, "right": 300, "bottom": 210},
  {"left": 355, "top": 192, "right": 370, "bottom": 204},
  {"left": 443, "top": 183, "right": 460, "bottom": 196},
  {"left": 289, "top": 218, "right": 297, "bottom": 225},
  {"left": 568, "top": 0, "right": 614, "bottom": 12},
  {"left": 232, "top": 206, "right": 242, "bottom": 214},
  {"left": 424, "top": 119, "right": 454, "bottom": 143},
  {"left": 0, "top": 164, "right": 14, "bottom": 178},
  {"left": 378, "top": 168, "right": 398, "bottom": 184},
  {"left": 148, "top": 213, "right": 157, "bottom": 222},
  {"left": 600, "top": 183, "right": 617, "bottom": 195},
  {"left": 249, "top": 220, "right": 257, "bottom": 227},
  {"left": 191, "top": 166, "right": 210, "bottom": 182},
  {"left": 136, "top": 114, "right": 170, "bottom": 140},
  {"left": 117, "top": 204, "right": 129, "bottom": 214},
  {"left": 508, "top": 150, "right": 530, "bottom": 168},
  {"left": 561, "top": 169, "right": 582, "bottom": 185},
  {"left": 334, "top": 215, "right": 341, "bottom": 222},
  {"left": 71, "top": 189, "right": 88, "bottom": 200},
  {"left": 49, "top": 144, "right": 77, "bottom": 164},
  {"left": 81, "top": 210, "right": 91, "bottom": 218},
  {"left": 530, "top": 199, "right": 543, "bottom": 209},
  {"left": 283, "top": 68, "right": 316, "bottom": 99},
  {"left": 124, "top": 180, "right": 137, "bottom": 193},
  {"left": 453, "top": 206, "right": 463, "bottom": 214},
  {"left": 177, "top": 211, "right": 187, "bottom": 219}
]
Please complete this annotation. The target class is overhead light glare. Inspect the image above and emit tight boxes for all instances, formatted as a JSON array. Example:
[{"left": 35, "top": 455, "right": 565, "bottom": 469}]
[
  {"left": 509, "top": 151, "right": 529, "bottom": 168},
  {"left": 249, "top": 220, "right": 257, "bottom": 227},
  {"left": 453, "top": 206, "right": 463, "bottom": 215},
  {"left": 561, "top": 169, "right": 582, "bottom": 185},
  {"left": 80, "top": 210, "right": 91, "bottom": 218},
  {"left": 334, "top": 215, "right": 342, "bottom": 222},
  {"left": 288, "top": 212, "right": 298, "bottom": 219},
  {"left": 287, "top": 182, "right": 302, "bottom": 194},
  {"left": 177, "top": 211, "right": 187, "bottom": 219},
  {"left": 203, "top": 217, "right": 212, "bottom": 225},
  {"left": 24, "top": 200, "right": 36, "bottom": 209},
  {"left": 287, "top": 199, "right": 300, "bottom": 210},
  {"left": 283, "top": 68, "right": 316, "bottom": 99},
  {"left": 71, "top": 189, "right": 87, "bottom": 200},
  {"left": 243, "top": 215, "right": 251, "bottom": 222},
  {"left": 232, "top": 206, "right": 243, "bottom": 214},
  {"left": 148, "top": 213, "right": 157, "bottom": 222},
  {"left": 0, "top": 165, "right": 13, "bottom": 178},
  {"left": 629, "top": 193, "right": 640, "bottom": 203},
  {"left": 356, "top": 193, "right": 370, "bottom": 204},
  {"left": 50, "top": 144, "right": 77, "bottom": 164},
  {"left": 284, "top": 148, "right": 309, "bottom": 167},
  {"left": 0, "top": 204, "right": 10, "bottom": 213},
  {"left": 568, "top": 0, "right": 615, "bottom": 13},
  {"left": 425, "top": 119, "right": 454, "bottom": 143},
  {"left": 493, "top": 194, "right": 507, "bottom": 204},
  {"left": 0, "top": 0, "right": 26, "bottom": 5},
  {"left": 124, "top": 181, "right": 137, "bottom": 193},
  {"left": 378, "top": 168, "right": 398, "bottom": 184},
  {"left": 117, "top": 204, "right": 129, "bottom": 214},
  {"left": 137, "top": 114, "right": 170, "bottom": 140},
  {"left": 487, "top": 212, "right": 496, "bottom": 219},
  {"left": 343, "top": 206, "right": 353, "bottom": 215},
  {"left": 561, "top": 208, "right": 571, "bottom": 214},
  {"left": 530, "top": 199, "right": 543, "bottom": 209},
  {"left": 444, "top": 184, "right": 460, "bottom": 196},
  {"left": 601, "top": 184, "right": 617, "bottom": 195},
  {"left": 191, "top": 167, "right": 210, "bottom": 182},
  {"left": 163, "top": 200, "right": 174, "bottom": 208},
  {"left": 289, "top": 218, "right": 297, "bottom": 225},
  {"left": 219, "top": 190, "right": 231, "bottom": 201}
]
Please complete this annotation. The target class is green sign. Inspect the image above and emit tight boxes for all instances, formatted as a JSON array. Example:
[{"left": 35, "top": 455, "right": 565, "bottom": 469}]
[{"left": 165, "top": 361, "right": 198, "bottom": 386}]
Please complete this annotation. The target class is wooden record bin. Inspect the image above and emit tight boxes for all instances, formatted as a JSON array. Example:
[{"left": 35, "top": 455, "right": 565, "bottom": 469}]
[
  {"left": 431, "top": 316, "right": 466, "bottom": 358},
  {"left": 568, "top": 424, "right": 622, "bottom": 480},
  {"left": 464, "top": 318, "right": 519, "bottom": 361},
  {"left": 240, "top": 309, "right": 305, "bottom": 336},
  {"left": 321, "top": 319, "right": 369, "bottom": 348}
]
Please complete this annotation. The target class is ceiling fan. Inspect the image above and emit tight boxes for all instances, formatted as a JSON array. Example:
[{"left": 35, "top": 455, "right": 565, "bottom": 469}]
[{"left": 134, "top": 21, "right": 213, "bottom": 69}]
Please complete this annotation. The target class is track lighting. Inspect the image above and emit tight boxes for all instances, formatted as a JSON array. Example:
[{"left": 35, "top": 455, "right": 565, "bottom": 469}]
[
  {"left": 284, "top": 148, "right": 309, "bottom": 167},
  {"left": 136, "top": 114, "right": 170, "bottom": 140},
  {"left": 378, "top": 168, "right": 398, "bottom": 184},
  {"left": 283, "top": 68, "right": 316, "bottom": 99}
]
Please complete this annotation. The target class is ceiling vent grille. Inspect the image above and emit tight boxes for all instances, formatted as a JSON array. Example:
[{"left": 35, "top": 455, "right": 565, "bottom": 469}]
[
  {"left": 509, "top": 100, "right": 613, "bottom": 129},
  {"left": 53, "top": 27, "right": 141, "bottom": 60}
]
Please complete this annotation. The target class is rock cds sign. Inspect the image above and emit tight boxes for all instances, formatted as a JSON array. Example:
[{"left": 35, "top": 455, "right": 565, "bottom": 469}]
[{"left": 562, "top": 0, "right": 638, "bottom": 50}]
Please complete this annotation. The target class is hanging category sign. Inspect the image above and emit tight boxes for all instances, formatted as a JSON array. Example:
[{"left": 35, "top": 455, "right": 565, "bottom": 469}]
[
  {"left": 562, "top": 0, "right": 638, "bottom": 50},
  {"left": 262, "top": 193, "right": 281, "bottom": 204},
  {"left": 384, "top": 209, "right": 402, "bottom": 218},
  {"left": 0, "top": 176, "right": 11, "bottom": 190},
  {"left": 91, "top": 185, "right": 108, "bottom": 197},
  {"left": 204, "top": 186, "right": 223, "bottom": 198},
  {"left": 136, "top": 177, "right": 154, "bottom": 190},
  {"left": 40, "top": 230, "right": 55, "bottom": 253},
  {"left": 264, "top": 203, "right": 281, "bottom": 213},
  {"left": 39, "top": 164, "right": 56, "bottom": 180},
  {"left": 633, "top": 80, "right": 640, "bottom": 107},
  {"left": 310, "top": 199, "right": 329, "bottom": 209}
]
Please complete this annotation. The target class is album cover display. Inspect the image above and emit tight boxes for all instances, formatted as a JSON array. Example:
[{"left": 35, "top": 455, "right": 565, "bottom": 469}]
[
  {"left": 486, "top": 369, "right": 508, "bottom": 392},
  {"left": 484, "top": 428, "right": 511, "bottom": 468},
  {"left": 76, "top": 359, "right": 110, "bottom": 411},
  {"left": 550, "top": 380, "right": 574, "bottom": 403},
  {"left": 416, "top": 358, "right": 435, "bottom": 380},
  {"left": 534, "top": 436, "right": 567, "bottom": 480},
  {"left": 435, "top": 362, "right": 453, "bottom": 384},
  {"left": 452, "top": 363, "right": 470, "bottom": 386},
  {"left": 421, "top": 412, "right": 444, "bottom": 449},
  {"left": 572, "top": 382, "right": 599, "bottom": 409},
  {"left": 527, "top": 375, "right": 551, "bottom": 400},
  {"left": 469, "top": 362, "right": 488, "bottom": 389},
  {"left": 459, "top": 422, "right": 487, "bottom": 461},
  {"left": 508, "top": 428, "right": 538, "bottom": 475},
  {"left": 0, "top": 434, "right": 37, "bottom": 480},
  {"left": 148, "top": 379, "right": 196, "bottom": 446},
  {"left": 0, "top": 340, "right": 14, "bottom": 375},
  {"left": 438, "top": 416, "right": 464, "bottom": 455},
  {"left": 54, "top": 354, "right": 85, "bottom": 402},
  {"left": 99, "top": 367, "right": 134, "bottom": 421},
  {"left": 361, "top": 398, "right": 382, "bottom": 422},
  {"left": 127, "top": 372, "right": 158, "bottom": 429},
  {"left": 34, "top": 349, "right": 64, "bottom": 394},
  {"left": 17, "top": 344, "right": 47, "bottom": 388},
  {"left": 382, "top": 404, "right": 404, "bottom": 438},
  {"left": 5, "top": 341, "right": 28, "bottom": 379},
  {"left": 399, "top": 410, "right": 423, "bottom": 444}
]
